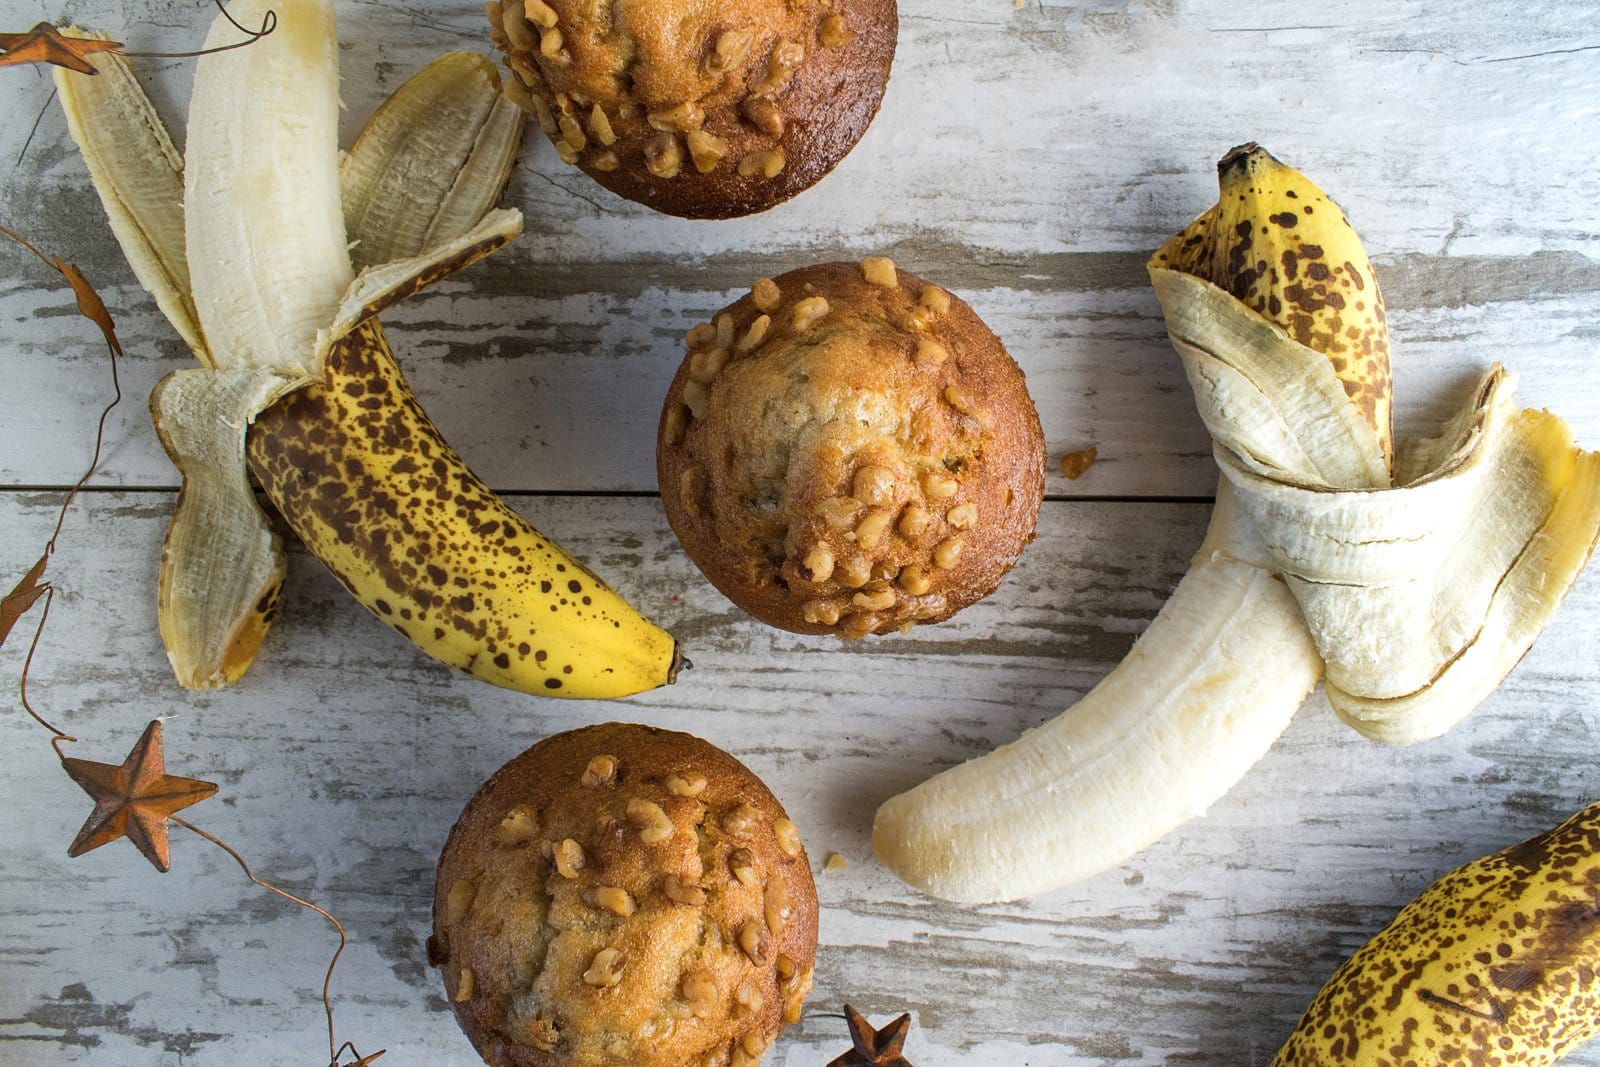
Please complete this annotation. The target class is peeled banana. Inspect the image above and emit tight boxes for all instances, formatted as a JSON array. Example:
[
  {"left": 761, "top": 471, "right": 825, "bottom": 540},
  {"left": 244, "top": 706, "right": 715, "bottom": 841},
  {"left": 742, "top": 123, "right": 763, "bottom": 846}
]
[
  {"left": 874, "top": 145, "right": 1600, "bottom": 903},
  {"left": 1275, "top": 801, "right": 1600, "bottom": 1066},
  {"left": 56, "top": 5, "right": 680, "bottom": 698}
]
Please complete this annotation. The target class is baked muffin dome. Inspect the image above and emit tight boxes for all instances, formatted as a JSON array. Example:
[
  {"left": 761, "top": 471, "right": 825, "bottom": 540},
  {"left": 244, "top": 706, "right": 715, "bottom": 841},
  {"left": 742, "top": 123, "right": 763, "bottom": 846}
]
[
  {"left": 430, "top": 723, "right": 818, "bottom": 1067},
  {"left": 657, "top": 259, "right": 1046, "bottom": 639},
  {"left": 485, "top": 0, "right": 896, "bottom": 218}
]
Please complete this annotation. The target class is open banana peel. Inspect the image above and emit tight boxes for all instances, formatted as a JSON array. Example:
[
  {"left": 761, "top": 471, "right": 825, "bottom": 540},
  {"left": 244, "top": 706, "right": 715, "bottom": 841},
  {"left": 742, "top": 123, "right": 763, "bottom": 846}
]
[
  {"left": 874, "top": 144, "right": 1600, "bottom": 902},
  {"left": 55, "top": 1, "right": 681, "bottom": 699}
]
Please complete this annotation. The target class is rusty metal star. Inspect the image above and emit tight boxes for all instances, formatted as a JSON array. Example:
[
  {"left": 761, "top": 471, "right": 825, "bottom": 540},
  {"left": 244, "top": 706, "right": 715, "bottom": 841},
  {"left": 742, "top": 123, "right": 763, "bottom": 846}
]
[
  {"left": 828, "top": 1004, "right": 915, "bottom": 1067},
  {"left": 61, "top": 719, "right": 218, "bottom": 872},
  {"left": 0, "top": 22, "right": 122, "bottom": 74}
]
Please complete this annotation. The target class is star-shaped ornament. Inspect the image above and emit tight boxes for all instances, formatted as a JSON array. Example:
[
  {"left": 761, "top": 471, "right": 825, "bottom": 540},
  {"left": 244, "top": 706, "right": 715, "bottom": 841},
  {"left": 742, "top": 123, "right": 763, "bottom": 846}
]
[
  {"left": 828, "top": 1004, "right": 915, "bottom": 1067},
  {"left": 61, "top": 719, "right": 217, "bottom": 872},
  {"left": 0, "top": 22, "right": 122, "bottom": 73}
]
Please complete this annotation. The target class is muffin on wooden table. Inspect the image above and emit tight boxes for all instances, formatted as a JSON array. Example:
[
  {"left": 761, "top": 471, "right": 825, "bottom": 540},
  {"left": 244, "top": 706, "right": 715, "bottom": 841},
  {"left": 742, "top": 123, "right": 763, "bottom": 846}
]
[
  {"left": 657, "top": 259, "right": 1046, "bottom": 639},
  {"left": 430, "top": 723, "right": 818, "bottom": 1066},
  {"left": 485, "top": 0, "right": 897, "bottom": 218}
]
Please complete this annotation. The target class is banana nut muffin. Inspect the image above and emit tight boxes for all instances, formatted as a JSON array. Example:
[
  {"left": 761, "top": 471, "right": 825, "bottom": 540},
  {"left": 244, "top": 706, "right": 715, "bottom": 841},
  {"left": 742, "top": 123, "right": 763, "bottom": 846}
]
[
  {"left": 430, "top": 723, "right": 818, "bottom": 1067},
  {"left": 656, "top": 259, "right": 1046, "bottom": 638},
  {"left": 485, "top": 0, "right": 897, "bottom": 218}
]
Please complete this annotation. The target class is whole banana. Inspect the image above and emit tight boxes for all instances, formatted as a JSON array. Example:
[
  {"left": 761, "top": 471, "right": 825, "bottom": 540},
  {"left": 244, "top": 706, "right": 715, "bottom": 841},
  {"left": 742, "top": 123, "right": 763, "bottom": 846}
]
[
  {"left": 1275, "top": 801, "right": 1600, "bottom": 1066},
  {"left": 57, "top": 2, "right": 680, "bottom": 698}
]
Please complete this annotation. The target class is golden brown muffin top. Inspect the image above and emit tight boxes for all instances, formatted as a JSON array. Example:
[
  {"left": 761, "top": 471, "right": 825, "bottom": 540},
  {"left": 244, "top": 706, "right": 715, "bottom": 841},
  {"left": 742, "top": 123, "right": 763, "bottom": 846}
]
[
  {"left": 487, "top": 0, "right": 896, "bottom": 217},
  {"left": 431, "top": 723, "right": 818, "bottom": 1067},
  {"left": 657, "top": 260, "right": 1046, "bottom": 638}
]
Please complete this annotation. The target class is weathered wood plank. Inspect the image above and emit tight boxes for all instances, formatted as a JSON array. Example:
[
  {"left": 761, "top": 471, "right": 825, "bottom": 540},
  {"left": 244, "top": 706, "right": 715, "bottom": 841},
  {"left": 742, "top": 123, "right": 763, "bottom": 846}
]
[
  {"left": 0, "top": 492, "right": 1595, "bottom": 1064},
  {"left": 2, "top": 0, "right": 1599, "bottom": 494}
]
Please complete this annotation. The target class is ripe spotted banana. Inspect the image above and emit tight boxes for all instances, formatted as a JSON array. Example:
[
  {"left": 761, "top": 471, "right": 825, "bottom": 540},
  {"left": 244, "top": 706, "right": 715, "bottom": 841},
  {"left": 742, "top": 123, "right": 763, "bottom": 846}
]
[
  {"left": 1275, "top": 800, "right": 1600, "bottom": 1066},
  {"left": 56, "top": 2, "right": 680, "bottom": 698},
  {"left": 875, "top": 145, "right": 1600, "bottom": 903}
]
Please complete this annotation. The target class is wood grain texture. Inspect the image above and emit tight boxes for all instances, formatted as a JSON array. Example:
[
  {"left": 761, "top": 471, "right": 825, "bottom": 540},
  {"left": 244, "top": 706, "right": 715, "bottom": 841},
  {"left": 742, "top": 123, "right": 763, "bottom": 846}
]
[
  {"left": 2, "top": 0, "right": 1599, "bottom": 495},
  {"left": 0, "top": 493, "right": 1597, "bottom": 1065},
  {"left": 3, "top": 0, "right": 1600, "bottom": 1063}
]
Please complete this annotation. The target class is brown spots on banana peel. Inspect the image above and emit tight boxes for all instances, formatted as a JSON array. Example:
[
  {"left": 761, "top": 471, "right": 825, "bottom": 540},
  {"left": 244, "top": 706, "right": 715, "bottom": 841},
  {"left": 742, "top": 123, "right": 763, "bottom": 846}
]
[
  {"left": 245, "top": 318, "right": 678, "bottom": 698},
  {"left": 1273, "top": 801, "right": 1600, "bottom": 1067}
]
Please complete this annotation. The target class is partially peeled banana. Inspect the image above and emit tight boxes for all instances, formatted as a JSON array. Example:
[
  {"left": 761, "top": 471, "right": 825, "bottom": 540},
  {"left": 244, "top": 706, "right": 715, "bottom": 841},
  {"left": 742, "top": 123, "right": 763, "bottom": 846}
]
[
  {"left": 55, "top": 3, "right": 681, "bottom": 699},
  {"left": 874, "top": 145, "right": 1600, "bottom": 902}
]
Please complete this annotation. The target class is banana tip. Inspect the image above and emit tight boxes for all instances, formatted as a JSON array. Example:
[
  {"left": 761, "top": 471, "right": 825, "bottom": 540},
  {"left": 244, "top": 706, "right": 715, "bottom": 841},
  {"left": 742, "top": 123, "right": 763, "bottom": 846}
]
[
  {"left": 667, "top": 644, "right": 690, "bottom": 684},
  {"left": 1218, "top": 141, "right": 1269, "bottom": 176}
]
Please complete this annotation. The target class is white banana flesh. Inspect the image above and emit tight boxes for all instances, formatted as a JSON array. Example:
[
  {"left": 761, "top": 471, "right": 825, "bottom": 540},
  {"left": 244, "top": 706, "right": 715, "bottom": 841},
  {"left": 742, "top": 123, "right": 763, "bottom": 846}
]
[
  {"left": 874, "top": 484, "right": 1322, "bottom": 903},
  {"left": 184, "top": 0, "right": 353, "bottom": 375}
]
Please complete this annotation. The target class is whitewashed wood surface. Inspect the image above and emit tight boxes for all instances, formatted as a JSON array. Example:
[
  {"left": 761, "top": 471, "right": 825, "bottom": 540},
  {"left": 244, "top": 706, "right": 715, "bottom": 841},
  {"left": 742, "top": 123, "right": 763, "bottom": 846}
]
[{"left": 2, "top": 0, "right": 1599, "bottom": 1063}]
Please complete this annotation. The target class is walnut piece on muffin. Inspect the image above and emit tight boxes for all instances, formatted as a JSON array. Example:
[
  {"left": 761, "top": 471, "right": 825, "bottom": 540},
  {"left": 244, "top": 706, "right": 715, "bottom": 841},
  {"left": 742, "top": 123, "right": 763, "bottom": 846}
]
[
  {"left": 657, "top": 259, "right": 1046, "bottom": 639},
  {"left": 431, "top": 723, "right": 818, "bottom": 1067},
  {"left": 485, "top": 0, "right": 896, "bottom": 218}
]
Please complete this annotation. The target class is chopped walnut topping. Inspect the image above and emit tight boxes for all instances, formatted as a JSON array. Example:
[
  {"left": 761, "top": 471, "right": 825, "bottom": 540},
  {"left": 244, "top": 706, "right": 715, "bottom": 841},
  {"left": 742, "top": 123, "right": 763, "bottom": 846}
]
[
  {"left": 836, "top": 555, "right": 872, "bottom": 588},
  {"left": 645, "top": 133, "right": 683, "bottom": 178},
  {"left": 455, "top": 966, "right": 475, "bottom": 1002},
  {"left": 587, "top": 104, "right": 616, "bottom": 145},
  {"left": 742, "top": 97, "right": 784, "bottom": 137},
  {"left": 493, "top": 807, "right": 539, "bottom": 847},
  {"left": 816, "top": 495, "right": 863, "bottom": 529},
  {"left": 558, "top": 113, "right": 587, "bottom": 153},
  {"left": 802, "top": 543, "right": 835, "bottom": 583},
  {"left": 852, "top": 583, "right": 895, "bottom": 611},
  {"left": 919, "top": 285, "right": 952, "bottom": 313},
  {"left": 627, "top": 798, "right": 674, "bottom": 844},
  {"left": 818, "top": 12, "right": 854, "bottom": 47},
  {"left": 663, "top": 404, "right": 688, "bottom": 446},
  {"left": 715, "top": 312, "right": 736, "bottom": 349},
  {"left": 664, "top": 873, "right": 707, "bottom": 905},
  {"left": 751, "top": 277, "right": 781, "bottom": 312},
  {"left": 665, "top": 772, "right": 707, "bottom": 797},
  {"left": 689, "top": 345, "right": 730, "bottom": 383},
  {"left": 824, "top": 851, "right": 848, "bottom": 871},
  {"left": 898, "top": 504, "right": 930, "bottom": 538},
  {"left": 752, "top": 39, "right": 805, "bottom": 96},
  {"left": 594, "top": 885, "right": 636, "bottom": 916},
  {"left": 682, "top": 380, "right": 709, "bottom": 418},
  {"left": 711, "top": 27, "right": 755, "bottom": 72},
  {"left": 446, "top": 877, "right": 478, "bottom": 924},
  {"left": 947, "top": 503, "right": 978, "bottom": 529},
  {"left": 686, "top": 322, "right": 717, "bottom": 350},
  {"left": 679, "top": 464, "right": 704, "bottom": 517},
  {"left": 649, "top": 101, "right": 705, "bottom": 133},
  {"left": 723, "top": 802, "right": 761, "bottom": 836},
  {"left": 590, "top": 149, "right": 619, "bottom": 172},
  {"left": 898, "top": 564, "right": 932, "bottom": 596},
  {"left": 555, "top": 140, "right": 580, "bottom": 165},
  {"left": 776, "top": 954, "right": 796, "bottom": 982},
  {"left": 737, "top": 921, "right": 770, "bottom": 963},
  {"left": 729, "top": 847, "right": 760, "bottom": 886},
  {"left": 852, "top": 465, "right": 896, "bottom": 505},
  {"left": 554, "top": 838, "right": 585, "bottom": 879},
  {"left": 915, "top": 338, "right": 949, "bottom": 367},
  {"left": 802, "top": 599, "right": 842, "bottom": 626},
  {"left": 933, "top": 537, "right": 964, "bottom": 569},
  {"left": 583, "top": 948, "right": 624, "bottom": 987},
  {"left": 855, "top": 509, "right": 892, "bottom": 550},
  {"left": 773, "top": 818, "right": 802, "bottom": 857},
  {"left": 860, "top": 257, "right": 898, "bottom": 287},
  {"left": 539, "top": 25, "right": 564, "bottom": 58},
  {"left": 735, "top": 977, "right": 765, "bottom": 1016},
  {"left": 501, "top": 0, "right": 536, "bottom": 50},
  {"left": 765, "top": 874, "right": 792, "bottom": 934},
  {"left": 923, "top": 473, "right": 958, "bottom": 500},
  {"left": 790, "top": 295, "right": 830, "bottom": 331},
  {"left": 523, "top": 0, "right": 557, "bottom": 28},
  {"left": 686, "top": 129, "right": 729, "bottom": 173},
  {"left": 737, "top": 148, "right": 786, "bottom": 179},
  {"left": 682, "top": 970, "right": 718, "bottom": 1018},
  {"left": 582, "top": 754, "right": 618, "bottom": 787},
  {"left": 1059, "top": 445, "right": 1098, "bottom": 480},
  {"left": 735, "top": 314, "right": 771, "bottom": 352}
]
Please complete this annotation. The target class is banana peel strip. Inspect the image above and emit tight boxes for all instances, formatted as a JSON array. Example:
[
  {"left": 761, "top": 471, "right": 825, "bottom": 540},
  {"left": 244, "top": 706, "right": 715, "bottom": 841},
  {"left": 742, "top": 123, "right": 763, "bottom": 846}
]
[
  {"left": 55, "top": 31, "right": 527, "bottom": 689},
  {"left": 151, "top": 368, "right": 307, "bottom": 688},
  {"left": 52, "top": 40, "right": 209, "bottom": 364},
  {"left": 1152, "top": 267, "right": 1600, "bottom": 745},
  {"left": 341, "top": 50, "right": 525, "bottom": 269}
]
